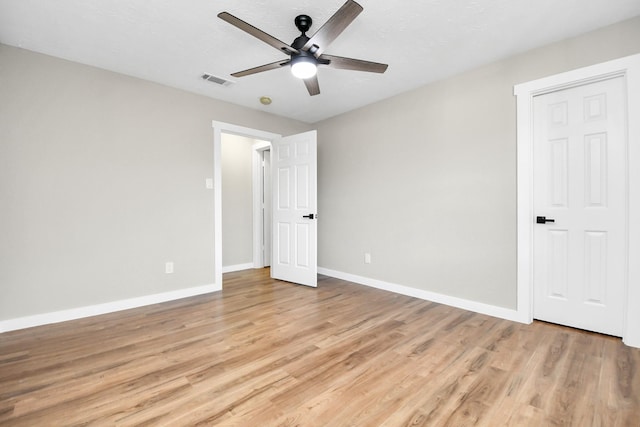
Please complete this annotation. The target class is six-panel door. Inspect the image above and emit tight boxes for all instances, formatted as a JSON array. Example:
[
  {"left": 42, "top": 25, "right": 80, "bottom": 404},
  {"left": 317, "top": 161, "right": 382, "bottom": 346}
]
[
  {"left": 271, "top": 131, "right": 318, "bottom": 287},
  {"left": 533, "top": 77, "right": 626, "bottom": 336}
]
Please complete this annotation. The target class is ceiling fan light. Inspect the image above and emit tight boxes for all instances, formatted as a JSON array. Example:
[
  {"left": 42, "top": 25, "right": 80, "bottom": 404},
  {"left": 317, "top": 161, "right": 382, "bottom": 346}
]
[{"left": 291, "top": 57, "right": 317, "bottom": 79}]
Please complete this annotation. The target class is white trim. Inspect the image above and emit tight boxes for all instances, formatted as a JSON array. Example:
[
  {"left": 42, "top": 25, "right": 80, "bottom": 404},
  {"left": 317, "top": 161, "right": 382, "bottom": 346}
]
[
  {"left": 0, "top": 283, "right": 218, "bottom": 333},
  {"left": 625, "top": 59, "right": 640, "bottom": 348},
  {"left": 252, "top": 141, "right": 272, "bottom": 269},
  {"left": 318, "top": 268, "right": 522, "bottom": 323},
  {"left": 213, "top": 126, "right": 223, "bottom": 292},
  {"left": 222, "top": 263, "right": 254, "bottom": 273},
  {"left": 212, "top": 121, "right": 281, "bottom": 289},
  {"left": 514, "top": 53, "right": 640, "bottom": 348}
]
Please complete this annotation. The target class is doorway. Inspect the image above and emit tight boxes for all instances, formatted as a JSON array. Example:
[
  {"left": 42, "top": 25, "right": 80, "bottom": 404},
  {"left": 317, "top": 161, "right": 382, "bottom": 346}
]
[
  {"left": 212, "top": 122, "right": 319, "bottom": 290},
  {"left": 212, "top": 122, "right": 281, "bottom": 289},
  {"left": 221, "top": 133, "right": 262, "bottom": 273},
  {"left": 514, "top": 53, "right": 640, "bottom": 347}
]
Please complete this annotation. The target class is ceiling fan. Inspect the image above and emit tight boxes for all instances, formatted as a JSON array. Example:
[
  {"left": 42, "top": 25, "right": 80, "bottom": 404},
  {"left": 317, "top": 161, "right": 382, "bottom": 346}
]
[{"left": 217, "top": 0, "right": 388, "bottom": 96}]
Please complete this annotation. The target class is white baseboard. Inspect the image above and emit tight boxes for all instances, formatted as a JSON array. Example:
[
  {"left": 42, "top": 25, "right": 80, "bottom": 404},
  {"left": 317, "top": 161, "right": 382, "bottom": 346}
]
[
  {"left": 318, "top": 267, "right": 525, "bottom": 323},
  {"left": 0, "top": 283, "right": 220, "bottom": 333},
  {"left": 624, "top": 337, "right": 640, "bottom": 348},
  {"left": 222, "top": 263, "right": 254, "bottom": 273},
  {"left": 0, "top": 269, "right": 526, "bottom": 334}
]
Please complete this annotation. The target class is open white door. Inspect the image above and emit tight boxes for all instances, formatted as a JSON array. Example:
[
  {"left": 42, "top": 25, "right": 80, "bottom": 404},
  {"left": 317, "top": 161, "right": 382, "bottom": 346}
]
[{"left": 271, "top": 130, "right": 317, "bottom": 287}]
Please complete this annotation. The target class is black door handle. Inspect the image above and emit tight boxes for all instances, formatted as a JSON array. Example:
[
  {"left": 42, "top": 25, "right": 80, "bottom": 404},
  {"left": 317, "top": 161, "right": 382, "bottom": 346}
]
[
  {"left": 536, "top": 216, "right": 555, "bottom": 224},
  {"left": 302, "top": 214, "right": 315, "bottom": 219}
]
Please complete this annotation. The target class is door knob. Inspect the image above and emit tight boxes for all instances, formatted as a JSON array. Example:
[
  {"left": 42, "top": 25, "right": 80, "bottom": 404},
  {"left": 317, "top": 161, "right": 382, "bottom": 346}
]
[
  {"left": 302, "top": 214, "right": 315, "bottom": 219},
  {"left": 536, "top": 216, "right": 555, "bottom": 224}
]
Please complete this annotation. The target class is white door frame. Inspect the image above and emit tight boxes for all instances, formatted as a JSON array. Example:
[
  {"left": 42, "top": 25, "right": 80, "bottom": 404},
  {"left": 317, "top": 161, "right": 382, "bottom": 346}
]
[
  {"left": 514, "top": 53, "right": 640, "bottom": 347},
  {"left": 252, "top": 141, "right": 271, "bottom": 268},
  {"left": 212, "top": 121, "right": 281, "bottom": 288}
]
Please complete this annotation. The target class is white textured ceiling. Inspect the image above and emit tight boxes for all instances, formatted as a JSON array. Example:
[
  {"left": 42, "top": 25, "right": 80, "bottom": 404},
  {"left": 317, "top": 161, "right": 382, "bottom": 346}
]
[{"left": 1, "top": 0, "right": 640, "bottom": 123}]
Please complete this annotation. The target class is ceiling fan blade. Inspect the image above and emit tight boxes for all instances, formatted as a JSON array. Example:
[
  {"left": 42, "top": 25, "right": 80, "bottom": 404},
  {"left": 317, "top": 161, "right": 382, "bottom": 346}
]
[
  {"left": 231, "top": 60, "right": 291, "bottom": 78},
  {"left": 218, "top": 12, "right": 298, "bottom": 55},
  {"left": 321, "top": 54, "right": 388, "bottom": 73},
  {"left": 303, "top": 75, "right": 320, "bottom": 96},
  {"left": 303, "top": 0, "right": 363, "bottom": 57}
]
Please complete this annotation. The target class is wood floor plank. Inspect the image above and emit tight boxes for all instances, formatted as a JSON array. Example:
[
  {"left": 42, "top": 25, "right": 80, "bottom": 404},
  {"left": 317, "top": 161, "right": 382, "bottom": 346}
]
[{"left": 1, "top": 267, "right": 639, "bottom": 426}]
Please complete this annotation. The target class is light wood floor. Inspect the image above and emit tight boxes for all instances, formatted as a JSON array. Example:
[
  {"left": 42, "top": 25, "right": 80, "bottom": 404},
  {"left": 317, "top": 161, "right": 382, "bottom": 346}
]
[{"left": 1, "top": 268, "right": 639, "bottom": 426}]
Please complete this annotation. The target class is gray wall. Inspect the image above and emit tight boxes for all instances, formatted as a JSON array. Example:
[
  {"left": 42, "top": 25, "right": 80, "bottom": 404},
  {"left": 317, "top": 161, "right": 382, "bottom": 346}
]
[
  {"left": 3, "top": 15, "right": 640, "bottom": 322},
  {"left": 0, "top": 44, "right": 309, "bottom": 320},
  {"left": 315, "top": 16, "right": 640, "bottom": 309},
  {"left": 221, "top": 134, "right": 254, "bottom": 267}
]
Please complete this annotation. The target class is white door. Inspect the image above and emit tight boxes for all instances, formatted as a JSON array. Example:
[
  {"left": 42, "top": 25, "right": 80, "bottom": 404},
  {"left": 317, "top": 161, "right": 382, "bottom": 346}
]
[
  {"left": 271, "top": 131, "right": 317, "bottom": 287},
  {"left": 533, "top": 77, "right": 626, "bottom": 336},
  {"left": 262, "top": 149, "right": 272, "bottom": 267}
]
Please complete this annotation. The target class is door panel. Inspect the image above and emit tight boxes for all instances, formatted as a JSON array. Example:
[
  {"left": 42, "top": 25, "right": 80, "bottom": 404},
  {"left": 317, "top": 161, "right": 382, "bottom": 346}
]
[
  {"left": 271, "top": 131, "right": 317, "bottom": 287},
  {"left": 533, "top": 77, "right": 626, "bottom": 336}
]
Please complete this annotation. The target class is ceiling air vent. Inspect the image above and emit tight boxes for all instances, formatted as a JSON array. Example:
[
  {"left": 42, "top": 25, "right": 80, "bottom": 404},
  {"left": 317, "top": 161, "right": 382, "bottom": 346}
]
[{"left": 201, "top": 73, "right": 234, "bottom": 87}]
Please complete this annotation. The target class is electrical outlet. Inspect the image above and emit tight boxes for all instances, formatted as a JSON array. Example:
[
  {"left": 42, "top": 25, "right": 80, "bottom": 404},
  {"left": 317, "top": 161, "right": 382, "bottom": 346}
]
[
  {"left": 205, "top": 178, "right": 213, "bottom": 189},
  {"left": 165, "top": 262, "right": 174, "bottom": 274},
  {"left": 364, "top": 253, "right": 371, "bottom": 264}
]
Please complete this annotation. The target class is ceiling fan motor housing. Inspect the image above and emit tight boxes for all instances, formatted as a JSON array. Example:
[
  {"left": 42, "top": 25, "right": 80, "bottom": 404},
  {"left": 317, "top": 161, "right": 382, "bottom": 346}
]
[{"left": 291, "top": 15, "right": 317, "bottom": 71}]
